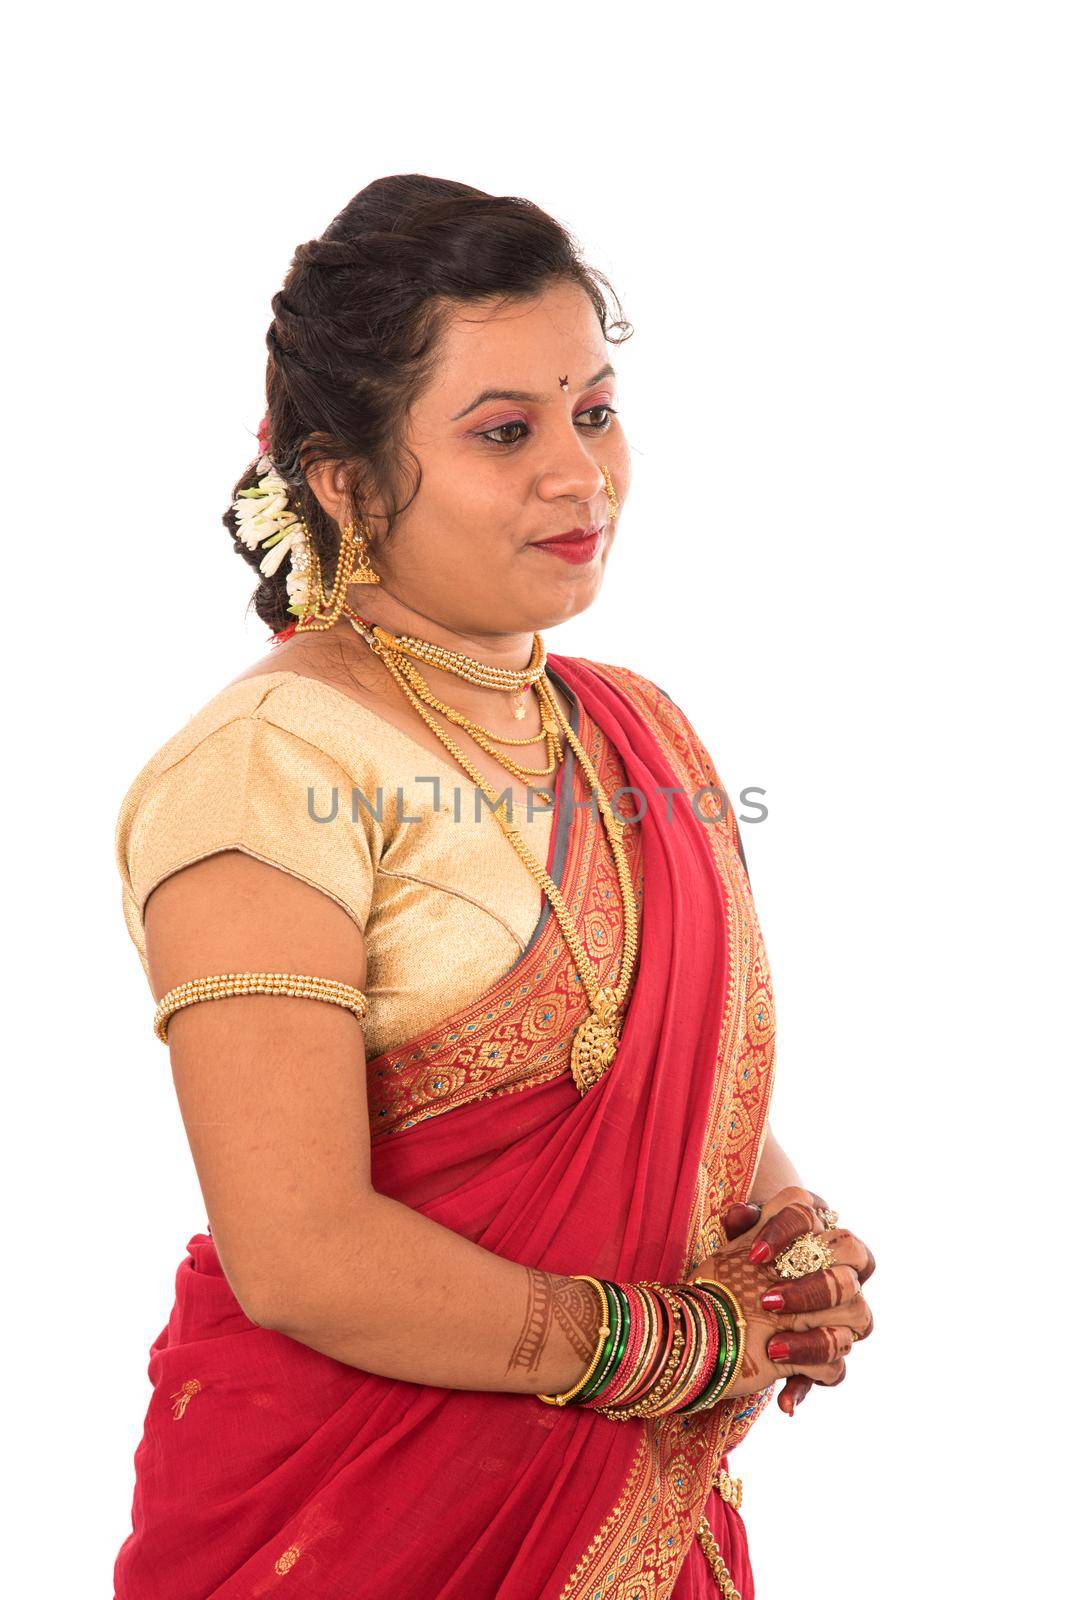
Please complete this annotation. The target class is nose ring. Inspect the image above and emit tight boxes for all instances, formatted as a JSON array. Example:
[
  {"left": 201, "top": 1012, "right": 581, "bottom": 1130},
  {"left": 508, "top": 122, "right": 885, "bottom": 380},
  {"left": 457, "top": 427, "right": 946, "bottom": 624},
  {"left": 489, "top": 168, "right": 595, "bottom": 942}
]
[{"left": 600, "top": 465, "right": 619, "bottom": 522}]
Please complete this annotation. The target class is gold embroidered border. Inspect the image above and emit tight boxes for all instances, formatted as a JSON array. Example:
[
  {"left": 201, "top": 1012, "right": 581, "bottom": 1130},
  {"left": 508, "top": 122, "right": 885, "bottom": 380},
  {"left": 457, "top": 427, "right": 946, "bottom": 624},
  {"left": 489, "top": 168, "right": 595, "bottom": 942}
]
[{"left": 554, "top": 662, "right": 778, "bottom": 1600}]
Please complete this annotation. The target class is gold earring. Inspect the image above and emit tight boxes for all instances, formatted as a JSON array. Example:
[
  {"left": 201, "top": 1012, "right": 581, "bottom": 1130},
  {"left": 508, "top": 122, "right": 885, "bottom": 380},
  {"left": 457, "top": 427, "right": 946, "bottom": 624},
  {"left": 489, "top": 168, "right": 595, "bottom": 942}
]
[
  {"left": 295, "top": 516, "right": 368, "bottom": 633},
  {"left": 600, "top": 464, "right": 620, "bottom": 522},
  {"left": 348, "top": 517, "right": 381, "bottom": 585}
]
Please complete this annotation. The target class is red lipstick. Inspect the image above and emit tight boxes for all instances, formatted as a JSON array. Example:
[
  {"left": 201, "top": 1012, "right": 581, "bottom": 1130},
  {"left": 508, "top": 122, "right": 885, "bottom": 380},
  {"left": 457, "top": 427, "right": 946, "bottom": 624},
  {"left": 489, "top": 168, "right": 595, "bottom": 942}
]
[{"left": 530, "top": 524, "right": 604, "bottom": 565}]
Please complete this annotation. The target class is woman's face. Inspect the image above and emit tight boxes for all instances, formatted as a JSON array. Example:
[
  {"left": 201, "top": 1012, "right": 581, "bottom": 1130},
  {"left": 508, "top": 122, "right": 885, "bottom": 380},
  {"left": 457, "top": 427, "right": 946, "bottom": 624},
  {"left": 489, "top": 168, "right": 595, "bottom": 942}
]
[{"left": 339, "top": 279, "right": 629, "bottom": 637}]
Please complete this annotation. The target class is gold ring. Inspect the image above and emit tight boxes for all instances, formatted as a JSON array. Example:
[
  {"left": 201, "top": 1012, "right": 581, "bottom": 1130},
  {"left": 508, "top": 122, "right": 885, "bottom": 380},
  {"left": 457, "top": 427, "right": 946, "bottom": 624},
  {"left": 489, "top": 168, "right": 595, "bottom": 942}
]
[
  {"left": 775, "top": 1231, "right": 836, "bottom": 1280},
  {"left": 816, "top": 1206, "right": 839, "bottom": 1230}
]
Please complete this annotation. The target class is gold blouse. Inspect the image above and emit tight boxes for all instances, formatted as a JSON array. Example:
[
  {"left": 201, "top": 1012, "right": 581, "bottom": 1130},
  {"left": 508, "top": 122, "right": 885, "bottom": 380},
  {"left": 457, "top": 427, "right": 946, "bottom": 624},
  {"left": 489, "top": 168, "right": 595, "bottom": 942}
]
[{"left": 114, "top": 669, "right": 578, "bottom": 1061}]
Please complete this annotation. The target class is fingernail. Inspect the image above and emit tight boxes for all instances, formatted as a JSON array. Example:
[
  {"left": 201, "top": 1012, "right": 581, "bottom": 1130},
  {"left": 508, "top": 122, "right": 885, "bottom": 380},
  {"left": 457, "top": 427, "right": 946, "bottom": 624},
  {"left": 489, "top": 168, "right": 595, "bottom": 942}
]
[
  {"left": 748, "top": 1240, "right": 772, "bottom": 1264},
  {"left": 767, "top": 1339, "right": 791, "bottom": 1361},
  {"left": 760, "top": 1290, "right": 785, "bottom": 1310},
  {"left": 782, "top": 1395, "right": 795, "bottom": 1416}
]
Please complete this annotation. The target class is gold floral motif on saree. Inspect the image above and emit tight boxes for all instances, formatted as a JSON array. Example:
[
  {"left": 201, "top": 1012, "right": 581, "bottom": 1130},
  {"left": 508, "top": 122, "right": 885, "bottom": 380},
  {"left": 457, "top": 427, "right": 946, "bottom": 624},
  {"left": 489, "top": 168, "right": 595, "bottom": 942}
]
[
  {"left": 365, "top": 704, "right": 644, "bottom": 1139},
  {"left": 556, "top": 662, "right": 777, "bottom": 1600},
  {"left": 170, "top": 1378, "right": 201, "bottom": 1420}
]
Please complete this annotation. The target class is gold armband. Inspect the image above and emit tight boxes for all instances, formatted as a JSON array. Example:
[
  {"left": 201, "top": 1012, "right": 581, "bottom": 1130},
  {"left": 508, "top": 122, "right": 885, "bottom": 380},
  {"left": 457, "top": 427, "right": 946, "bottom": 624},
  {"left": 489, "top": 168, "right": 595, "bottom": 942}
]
[{"left": 153, "top": 972, "right": 369, "bottom": 1043}]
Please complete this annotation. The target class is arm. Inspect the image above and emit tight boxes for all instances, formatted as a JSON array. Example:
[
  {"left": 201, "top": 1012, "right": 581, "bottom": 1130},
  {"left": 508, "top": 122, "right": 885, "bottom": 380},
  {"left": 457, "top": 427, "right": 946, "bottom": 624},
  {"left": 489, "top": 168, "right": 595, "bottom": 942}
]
[
  {"left": 145, "top": 847, "right": 597, "bottom": 1398},
  {"left": 749, "top": 1125, "right": 803, "bottom": 1203}
]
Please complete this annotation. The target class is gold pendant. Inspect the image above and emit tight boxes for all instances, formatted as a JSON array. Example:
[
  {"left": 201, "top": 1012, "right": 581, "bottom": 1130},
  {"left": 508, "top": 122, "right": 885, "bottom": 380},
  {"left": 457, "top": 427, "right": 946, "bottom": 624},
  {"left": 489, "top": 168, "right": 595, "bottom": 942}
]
[
  {"left": 511, "top": 684, "right": 529, "bottom": 720},
  {"left": 570, "top": 989, "right": 621, "bottom": 1095}
]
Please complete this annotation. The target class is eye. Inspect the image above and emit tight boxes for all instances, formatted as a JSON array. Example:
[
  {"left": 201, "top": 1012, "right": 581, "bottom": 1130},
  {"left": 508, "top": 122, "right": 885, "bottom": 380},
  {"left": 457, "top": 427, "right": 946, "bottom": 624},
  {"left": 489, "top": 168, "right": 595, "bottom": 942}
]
[
  {"left": 578, "top": 404, "right": 618, "bottom": 431},
  {"left": 476, "top": 403, "right": 617, "bottom": 448},
  {"left": 479, "top": 420, "right": 530, "bottom": 446}
]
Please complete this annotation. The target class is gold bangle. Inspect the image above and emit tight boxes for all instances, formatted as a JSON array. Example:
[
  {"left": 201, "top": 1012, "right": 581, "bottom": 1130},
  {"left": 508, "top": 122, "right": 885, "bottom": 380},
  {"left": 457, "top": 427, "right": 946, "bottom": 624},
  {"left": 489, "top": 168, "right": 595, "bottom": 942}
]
[
  {"left": 153, "top": 972, "right": 369, "bottom": 1043},
  {"left": 536, "top": 1275, "right": 611, "bottom": 1407}
]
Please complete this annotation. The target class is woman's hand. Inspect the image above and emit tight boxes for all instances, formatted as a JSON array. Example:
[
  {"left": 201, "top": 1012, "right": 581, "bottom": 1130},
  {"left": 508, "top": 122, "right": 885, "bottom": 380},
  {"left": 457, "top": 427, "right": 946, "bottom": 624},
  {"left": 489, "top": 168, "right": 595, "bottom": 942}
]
[{"left": 687, "top": 1186, "right": 875, "bottom": 1410}]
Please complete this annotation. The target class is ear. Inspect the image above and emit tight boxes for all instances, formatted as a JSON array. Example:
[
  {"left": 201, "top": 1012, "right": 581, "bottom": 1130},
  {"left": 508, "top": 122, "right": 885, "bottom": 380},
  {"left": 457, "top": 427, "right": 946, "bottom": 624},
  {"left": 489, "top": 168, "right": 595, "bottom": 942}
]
[{"left": 302, "top": 456, "right": 353, "bottom": 525}]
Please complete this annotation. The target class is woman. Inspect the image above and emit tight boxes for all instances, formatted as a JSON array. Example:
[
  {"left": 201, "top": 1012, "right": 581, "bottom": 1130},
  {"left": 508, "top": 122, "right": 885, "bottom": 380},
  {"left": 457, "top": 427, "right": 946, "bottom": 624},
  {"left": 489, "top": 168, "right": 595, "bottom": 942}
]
[{"left": 113, "top": 174, "right": 875, "bottom": 1599}]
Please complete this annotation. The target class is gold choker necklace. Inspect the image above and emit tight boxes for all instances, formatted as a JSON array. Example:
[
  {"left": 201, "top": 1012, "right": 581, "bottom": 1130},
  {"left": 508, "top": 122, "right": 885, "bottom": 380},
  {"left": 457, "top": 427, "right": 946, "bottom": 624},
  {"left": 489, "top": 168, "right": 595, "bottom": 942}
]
[{"left": 348, "top": 612, "right": 547, "bottom": 720}]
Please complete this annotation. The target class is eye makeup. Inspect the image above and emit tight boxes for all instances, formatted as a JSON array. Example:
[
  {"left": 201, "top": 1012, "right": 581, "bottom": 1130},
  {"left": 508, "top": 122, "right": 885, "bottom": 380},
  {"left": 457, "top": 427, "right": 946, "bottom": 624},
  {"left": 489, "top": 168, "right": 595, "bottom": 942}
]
[{"left": 473, "top": 403, "right": 618, "bottom": 447}]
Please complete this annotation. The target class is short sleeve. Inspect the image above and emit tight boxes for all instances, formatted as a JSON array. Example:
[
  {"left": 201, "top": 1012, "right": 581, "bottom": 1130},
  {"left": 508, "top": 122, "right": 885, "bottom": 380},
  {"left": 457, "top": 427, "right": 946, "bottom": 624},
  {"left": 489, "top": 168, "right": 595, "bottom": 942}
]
[{"left": 115, "top": 714, "right": 376, "bottom": 974}]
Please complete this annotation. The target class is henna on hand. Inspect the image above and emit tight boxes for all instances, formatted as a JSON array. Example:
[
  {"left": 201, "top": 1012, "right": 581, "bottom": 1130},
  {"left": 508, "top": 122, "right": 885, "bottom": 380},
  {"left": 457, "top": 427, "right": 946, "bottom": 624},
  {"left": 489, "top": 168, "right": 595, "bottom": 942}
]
[
  {"left": 767, "top": 1324, "right": 854, "bottom": 1384},
  {"left": 761, "top": 1264, "right": 861, "bottom": 1314},
  {"left": 506, "top": 1270, "right": 598, "bottom": 1375},
  {"left": 748, "top": 1201, "right": 824, "bottom": 1263},
  {"left": 694, "top": 1185, "right": 876, "bottom": 1403}
]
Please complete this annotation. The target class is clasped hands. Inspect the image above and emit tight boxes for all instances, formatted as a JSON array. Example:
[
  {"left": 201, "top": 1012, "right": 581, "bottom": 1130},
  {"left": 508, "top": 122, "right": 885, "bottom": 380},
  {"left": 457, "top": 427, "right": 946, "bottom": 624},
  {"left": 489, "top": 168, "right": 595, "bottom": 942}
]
[{"left": 688, "top": 1186, "right": 876, "bottom": 1415}]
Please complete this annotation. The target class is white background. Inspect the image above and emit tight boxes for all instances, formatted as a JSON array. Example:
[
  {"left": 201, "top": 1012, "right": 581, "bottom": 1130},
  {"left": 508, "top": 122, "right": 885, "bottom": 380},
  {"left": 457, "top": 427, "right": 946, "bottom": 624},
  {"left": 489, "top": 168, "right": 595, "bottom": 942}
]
[{"left": 6, "top": 3, "right": 1064, "bottom": 1594}]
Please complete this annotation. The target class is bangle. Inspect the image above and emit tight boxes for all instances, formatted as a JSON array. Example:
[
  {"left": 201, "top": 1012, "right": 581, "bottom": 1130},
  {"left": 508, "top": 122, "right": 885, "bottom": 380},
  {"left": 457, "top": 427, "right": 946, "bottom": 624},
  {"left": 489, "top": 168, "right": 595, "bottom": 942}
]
[
  {"left": 647, "top": 1287, "right": 702, "bottom": 1417},
  {"left": 599, "top": 1283, "right": 673, "bottom": 1414},
  {"left": 534, "top": 1275, "right": 748, "bottom": 1421},
  {"left": 589, "top": 1283, "right": 654, "bottom": 1407},
  {"left": 594, "top": 1283, "right": 664, "bottom": 1410},
  {"left": 574, "top": 1280, "right": 630, "bottom": 1404},
  {"left": 665, "top": 1284, "right": 717, "bottom": 1411},
  {"left": 597, "top": 1286, "right": 688, "bottom": 1420},
  {"left": 536, "top": 1275, "right": 613, "bottom": 1407},
  {"left": 684, "top": 1278, "right": 746, "bottom": 1412},
  {"left": 153, "top": 972, "right": 369, "bottom": 1043},
  {"left": 681, "top": 1291, "right": 733, "bottom": 1412}
]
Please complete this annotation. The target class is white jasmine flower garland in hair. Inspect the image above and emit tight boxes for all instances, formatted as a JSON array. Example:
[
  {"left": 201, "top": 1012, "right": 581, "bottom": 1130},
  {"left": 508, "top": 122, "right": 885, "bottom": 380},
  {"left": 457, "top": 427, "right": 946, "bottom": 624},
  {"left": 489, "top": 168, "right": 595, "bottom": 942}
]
[{"left": 232, "top": 451, "right": 312, "bottom": 616}]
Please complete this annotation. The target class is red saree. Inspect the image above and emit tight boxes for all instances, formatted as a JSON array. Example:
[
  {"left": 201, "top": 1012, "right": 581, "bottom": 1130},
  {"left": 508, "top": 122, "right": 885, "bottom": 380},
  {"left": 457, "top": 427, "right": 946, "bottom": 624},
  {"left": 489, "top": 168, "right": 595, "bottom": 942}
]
[{"left": 113, "top": 656, "right": 777, "bottom": 1599}]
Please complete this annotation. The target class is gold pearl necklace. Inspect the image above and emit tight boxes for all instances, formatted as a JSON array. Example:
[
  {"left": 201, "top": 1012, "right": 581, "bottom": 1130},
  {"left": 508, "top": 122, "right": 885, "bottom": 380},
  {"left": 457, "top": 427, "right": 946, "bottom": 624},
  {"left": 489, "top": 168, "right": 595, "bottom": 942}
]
[
  {"left": 344, "top": 614, "right": 639, "bottom": 1095},
  {"left": 368, "top": 619, "right": 549, "bottom": 720}
]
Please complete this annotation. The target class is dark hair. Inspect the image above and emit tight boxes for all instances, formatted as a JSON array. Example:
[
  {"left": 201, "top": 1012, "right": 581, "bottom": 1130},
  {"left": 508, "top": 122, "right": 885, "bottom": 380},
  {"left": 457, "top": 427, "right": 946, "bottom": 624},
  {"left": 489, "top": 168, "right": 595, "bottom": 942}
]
[{"left": 223, "top": 174, "right": 632, "bottom": 632}]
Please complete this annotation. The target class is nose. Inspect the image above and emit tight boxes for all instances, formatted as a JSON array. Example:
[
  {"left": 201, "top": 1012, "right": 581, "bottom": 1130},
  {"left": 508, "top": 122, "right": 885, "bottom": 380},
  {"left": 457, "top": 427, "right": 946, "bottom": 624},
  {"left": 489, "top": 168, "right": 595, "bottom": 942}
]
[{"left": 535, "top": 426, "right": 607, "bottom": 510}]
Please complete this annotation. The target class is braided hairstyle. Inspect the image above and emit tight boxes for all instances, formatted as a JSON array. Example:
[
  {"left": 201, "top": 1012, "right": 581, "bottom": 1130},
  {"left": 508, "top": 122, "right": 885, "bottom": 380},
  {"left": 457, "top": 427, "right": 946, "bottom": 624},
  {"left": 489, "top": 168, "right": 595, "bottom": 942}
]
[{"left": 223, "top": 174, "right": 632, "bottom": 632}]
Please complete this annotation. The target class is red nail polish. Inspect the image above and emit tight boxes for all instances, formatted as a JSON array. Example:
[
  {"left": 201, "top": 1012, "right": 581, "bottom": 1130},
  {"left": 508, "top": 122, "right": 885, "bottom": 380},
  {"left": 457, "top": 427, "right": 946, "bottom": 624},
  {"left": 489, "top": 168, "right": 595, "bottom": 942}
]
[
  {"left": 782, "top": 1396, "right": 795, "bottom": 1416},
  {"left": 749, "top": 1239, "right": 772, "bottom": 1264},
  {"left": 761, "top": 1290, "right": 785, "bottom": 1310},
  {"left": 767, "top": 1339, "right": 791, "bottom": 1362}
]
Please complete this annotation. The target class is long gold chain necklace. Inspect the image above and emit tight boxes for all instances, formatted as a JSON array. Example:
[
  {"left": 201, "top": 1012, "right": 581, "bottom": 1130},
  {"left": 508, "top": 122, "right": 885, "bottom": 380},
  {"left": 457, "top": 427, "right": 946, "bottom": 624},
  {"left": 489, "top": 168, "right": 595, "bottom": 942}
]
[{"left": 343, "top": 613, "right": 639, "bottom": 1094}]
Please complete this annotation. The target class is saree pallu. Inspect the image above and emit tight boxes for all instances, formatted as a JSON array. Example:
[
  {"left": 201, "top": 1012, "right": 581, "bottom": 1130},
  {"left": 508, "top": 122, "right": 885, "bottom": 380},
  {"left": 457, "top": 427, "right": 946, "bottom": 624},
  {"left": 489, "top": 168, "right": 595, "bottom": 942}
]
[{"left": 114, "top": 656, "right": 777, "bottom": 1600}]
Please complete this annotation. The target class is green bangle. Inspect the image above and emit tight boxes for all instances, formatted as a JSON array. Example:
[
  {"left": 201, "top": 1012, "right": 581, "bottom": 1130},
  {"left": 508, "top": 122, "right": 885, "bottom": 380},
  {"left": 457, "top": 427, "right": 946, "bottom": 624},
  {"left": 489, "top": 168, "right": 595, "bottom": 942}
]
[
  {"left": 576, "top": 1280, "right": 629, "bottom": 1404},
  {"left": 710, "top": 1280, "right": 746, "bottom": 1397}
]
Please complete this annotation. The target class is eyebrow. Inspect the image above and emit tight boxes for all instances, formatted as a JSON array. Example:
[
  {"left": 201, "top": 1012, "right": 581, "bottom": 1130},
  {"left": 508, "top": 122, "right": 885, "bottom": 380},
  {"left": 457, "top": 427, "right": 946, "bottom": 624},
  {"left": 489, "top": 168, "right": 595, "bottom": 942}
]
[{"left": 450, "top": 362, "right": 617, "bottom": 421}]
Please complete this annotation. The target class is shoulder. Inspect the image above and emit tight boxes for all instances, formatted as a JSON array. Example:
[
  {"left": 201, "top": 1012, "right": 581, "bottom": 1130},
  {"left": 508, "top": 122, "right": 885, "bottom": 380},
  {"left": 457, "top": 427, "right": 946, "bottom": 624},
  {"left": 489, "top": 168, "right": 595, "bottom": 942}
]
[
  {"left": 116, "top": 673, "right": 371, "bottom": 811},
  {"left": 113, "top": 672, "right": 381, "bottom": 970}
]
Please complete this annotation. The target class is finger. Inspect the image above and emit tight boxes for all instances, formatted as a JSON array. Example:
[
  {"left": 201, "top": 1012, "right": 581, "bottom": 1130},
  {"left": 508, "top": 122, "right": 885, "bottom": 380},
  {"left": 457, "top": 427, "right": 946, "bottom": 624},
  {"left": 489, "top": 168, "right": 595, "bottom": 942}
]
[
  {"left": 760, "top": 1265, "right": 860, "bottom": 1314},
  {"left": 748, "top": 1201, "right": 823, "bottom": 1264},
  {"left": 858, "top": 1244, "right": 876, "bottom": 1285},
  {"left": 721, "top": 1202, "right": 762, "bottom": 1240},
  {"left": 852, "top": 1301, "right": 875, "bottom": 1342},
  {"left": 778, "top": 1375, "right": 813, "bottom": 1415},
  {"left": 806, "top": 1228, "right": 877, "bottom": 1279},
  {"left": 780, "top": 1293, "right": 873, "bottom": 1336},
  {"left": 767, "top": 1325, "right": 854, "bottom": 1369}
]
